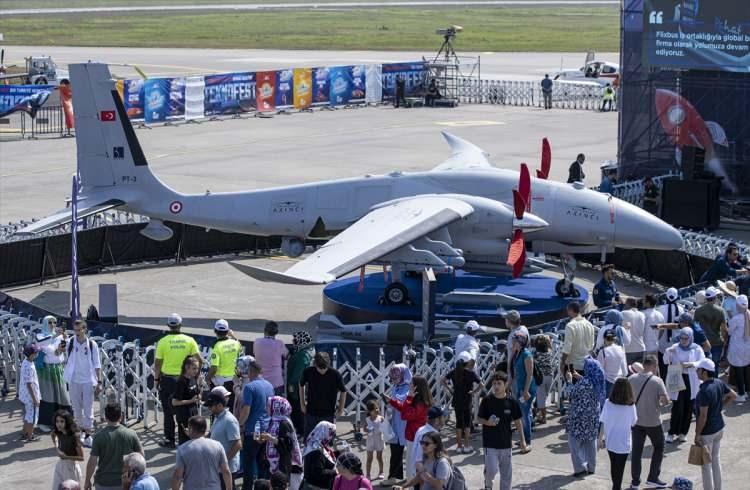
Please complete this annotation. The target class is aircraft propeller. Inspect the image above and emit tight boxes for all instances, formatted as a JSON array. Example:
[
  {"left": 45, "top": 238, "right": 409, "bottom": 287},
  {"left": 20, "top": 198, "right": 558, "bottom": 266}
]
[
  {"left": 507, "top": 163, "right": 531, "bottom": 278},
  {"left": 536, "top": 138, "right": 551, "bottom": 179}
]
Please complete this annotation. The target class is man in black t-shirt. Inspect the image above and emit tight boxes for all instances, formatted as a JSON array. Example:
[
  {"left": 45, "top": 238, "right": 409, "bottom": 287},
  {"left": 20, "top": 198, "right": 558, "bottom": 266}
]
[
  {"left": 299, "top": 352, "right": 347, "bottom": 440},
  {"left": 567, "top": 154, "right": 586, "bottom": 183},
  {"left": 442, "top": 351, "right": 482, "bottom": 453},
  {"left": 478, "top": 372, "right": 528, "bottom": 490}
]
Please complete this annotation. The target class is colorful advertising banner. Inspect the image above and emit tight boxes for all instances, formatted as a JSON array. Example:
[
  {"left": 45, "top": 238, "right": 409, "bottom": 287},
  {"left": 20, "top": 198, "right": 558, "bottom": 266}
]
[
  {"left": 256, "top": 71, "right": 277, "bottom": 112},
  {"left": 328, "top": 65, "right": 367, "bottom": 105},
  {"left": 275, "top": 69, "right": 294, "bottom": 109},
  {"left": 382, "top": 62, "right": 426, "bottom": 98},
  {"left": 144, "top": 78, "right": 170, "bottom": 123},
  {"left": 124, "top": 79, "right": 145, "bottom": 120},
  {"left": 293, "top": 68, "right": 312, "bottom": 109},
  {"left": 350, "top": 65, "right": 366, "bottom": 102},
  {"left": 0, "top": 84, "right": 52, "bottom": 118},
  {"left": 204, "top": 72, "right": 256, "bottom": 116},
  {"left": 168, "top": 77, "right": 186, "bottom": 118},
  {"left": 312, "top": 67, "right": 330, "bottom": 106}
]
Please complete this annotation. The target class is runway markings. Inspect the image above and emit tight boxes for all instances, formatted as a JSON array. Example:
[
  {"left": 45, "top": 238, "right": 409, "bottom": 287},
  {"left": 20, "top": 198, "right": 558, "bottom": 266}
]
[{"left": 435, "top": 120, "right": 505, "bottom": 127}]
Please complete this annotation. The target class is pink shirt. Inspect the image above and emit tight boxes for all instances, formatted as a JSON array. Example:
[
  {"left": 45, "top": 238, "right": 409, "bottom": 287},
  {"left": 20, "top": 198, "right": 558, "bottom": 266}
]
[
  {"left": 333, "top": 476, "right": 373, "bottom": 490},
  {"left": 252, "top": 337, "right": 287, "bottom": 388}
]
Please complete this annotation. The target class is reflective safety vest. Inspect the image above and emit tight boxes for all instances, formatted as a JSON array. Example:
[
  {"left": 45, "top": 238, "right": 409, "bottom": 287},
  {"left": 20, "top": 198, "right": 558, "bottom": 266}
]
[
  {"left": 603, "top": 87, "right": 615, "bottom": 101},
  {"left": 155, "top": 332, "right": 200, "bottom": 376},
  {"left": 210, "top": 338, "right": 242, "bottom": 377}
]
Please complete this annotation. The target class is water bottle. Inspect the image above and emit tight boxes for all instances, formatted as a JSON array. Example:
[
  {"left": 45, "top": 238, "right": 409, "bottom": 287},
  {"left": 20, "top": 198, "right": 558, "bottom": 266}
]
[
  {"left": 254, "top": 421, "right": 261, "bottom": 441},
  {"left": 489, "top": 414, "right": 498, "bottom": 424}
]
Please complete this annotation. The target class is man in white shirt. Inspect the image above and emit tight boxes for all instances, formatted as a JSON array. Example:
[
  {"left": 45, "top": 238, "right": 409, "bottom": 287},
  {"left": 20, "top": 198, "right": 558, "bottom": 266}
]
[
  {"left": 455, "top": 320, "right": 484, "bottom": 360},
  {"left": 561, "top": 301, "right": 596, "bottom": 377},
  {"left": 63, "top": 320, "right": 101, "bottom": 447},
  {"left": 597, "top": 330, "right": 627, "bottom": 395},
  {"left": 642, "top": 294, "right": 665, "bottom": 374},
  {"left": 622, "top": 297, "right": 647, "bottom": 365},
  {"left": 410, "top": 406, "right": 446, "bottom": 477}
]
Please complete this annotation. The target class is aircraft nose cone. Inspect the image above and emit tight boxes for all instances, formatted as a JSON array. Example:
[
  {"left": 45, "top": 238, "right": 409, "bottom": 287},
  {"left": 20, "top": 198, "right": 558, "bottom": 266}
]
[
  {"left": 615, "top": 199, "right": 683, "bottom": 250},
  {"left": 514, "top": 212, "right": 548, "bottom": 233}
]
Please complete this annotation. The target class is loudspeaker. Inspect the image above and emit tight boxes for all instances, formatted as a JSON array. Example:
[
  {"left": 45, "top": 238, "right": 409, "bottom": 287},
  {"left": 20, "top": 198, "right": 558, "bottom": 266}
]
[{"left": 661, "top": 178, "right": 720, "bottom": 230}]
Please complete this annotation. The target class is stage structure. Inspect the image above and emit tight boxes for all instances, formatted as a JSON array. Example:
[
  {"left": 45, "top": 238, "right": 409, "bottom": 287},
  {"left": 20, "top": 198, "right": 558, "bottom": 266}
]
[
  {"left": 423, "top": 25, "right": 480, "bottom": 107},
  {"left": 618, "top": 1, "right": 750, "bottom": 214}
]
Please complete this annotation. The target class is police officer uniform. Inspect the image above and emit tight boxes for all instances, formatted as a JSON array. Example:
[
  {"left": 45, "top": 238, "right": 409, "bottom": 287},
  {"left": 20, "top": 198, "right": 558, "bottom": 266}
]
[
  {"left": 593, "top": 277, "right": 619, "bottom": 309},
  {"left": 209, "top": 319, "right": 242, "bottom": 411},
  {"left": 155, "top": 313, "right": 199, "bottom": 446}
]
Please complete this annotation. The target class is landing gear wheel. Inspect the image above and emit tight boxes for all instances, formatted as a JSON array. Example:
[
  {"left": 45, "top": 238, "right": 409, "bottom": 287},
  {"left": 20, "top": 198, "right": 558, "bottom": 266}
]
[
  {"left": 384, "top": 282, "right": 409, "bottom": 306},
  {"left": 555, "top": 279, "right": 580, "bottom": 298}
]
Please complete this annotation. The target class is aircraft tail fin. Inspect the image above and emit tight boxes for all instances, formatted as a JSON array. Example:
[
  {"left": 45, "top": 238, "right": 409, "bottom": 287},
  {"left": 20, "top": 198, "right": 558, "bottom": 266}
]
[{"left": 70, "top": 63, "right": 171, "bottom": 195}]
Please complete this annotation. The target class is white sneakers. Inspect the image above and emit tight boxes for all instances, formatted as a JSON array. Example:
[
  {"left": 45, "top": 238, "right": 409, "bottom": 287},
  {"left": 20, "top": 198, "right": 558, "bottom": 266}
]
[
  {"left": 82, "top": 434, "right": 93, "bottom": 448},
  {"left": 735, "top": 394, "right": 747, "bottom": 403}
]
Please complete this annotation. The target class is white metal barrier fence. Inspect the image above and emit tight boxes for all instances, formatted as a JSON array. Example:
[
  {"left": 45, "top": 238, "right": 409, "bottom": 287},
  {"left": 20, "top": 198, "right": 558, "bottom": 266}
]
[{"left": 458, "top": 78, "right": 606, "bottom": 111}]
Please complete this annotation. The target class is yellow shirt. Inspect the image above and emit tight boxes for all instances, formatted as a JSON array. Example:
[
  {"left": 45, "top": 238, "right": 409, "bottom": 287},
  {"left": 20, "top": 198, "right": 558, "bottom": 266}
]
[
  {"left": 210, "top": 338, "right": 242, "bottom": 378},
  {"left": 155, "top": 333, "right": 200, "bottom": 376}
]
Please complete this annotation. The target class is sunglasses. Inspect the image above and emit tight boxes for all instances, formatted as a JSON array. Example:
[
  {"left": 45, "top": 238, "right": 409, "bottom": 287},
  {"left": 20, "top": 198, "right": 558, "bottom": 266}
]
[{"left": 420, "top": 441, "right": 433, "bottom": 446}]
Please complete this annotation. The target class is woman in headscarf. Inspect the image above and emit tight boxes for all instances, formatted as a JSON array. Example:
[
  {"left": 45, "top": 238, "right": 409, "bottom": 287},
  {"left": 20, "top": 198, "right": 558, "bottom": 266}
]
[
  {"left": 262, "top": 396, "right": 303, "bottom": 490},
  {"left": 37, "top": 315, "right": 71, "bottom": 431},
  {"left": 334, "top": 452, "right": 374, "bottom": 490},
  {"left": 595, "top": 309, "right": 632, "bottom": 351},
  {"left": 510, "top": 329, "right": 536, "bottom": 447},
  {"left": 232, "top": 355, "right": 255, "bottom": 415},
  {"left": 564, "top": 357, "right": 606, "bottom": 477},
  {"left": 302, "top": 420, "right": 337, "bottom": 489},
  {"left": 287, "top": 331, "right": 315, "bottom": 434},
  {"left": 727, "top": 295, "right": 750, "bottom": 402},
  {"left": 381, "top": 363, "right": 412, "bottom": 486},
  {"left": 663, "top": 326, "right": 704, "bottom": 443}
]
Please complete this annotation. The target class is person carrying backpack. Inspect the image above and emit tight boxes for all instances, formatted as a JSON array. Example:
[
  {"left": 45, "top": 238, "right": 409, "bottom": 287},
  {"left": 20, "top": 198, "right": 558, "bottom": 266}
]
[
  {"left": 62, "top": 320, "right": 101, "bottom": 448},
  {"left": 393, "top": 431, "right": 466, "bottom": 490}
]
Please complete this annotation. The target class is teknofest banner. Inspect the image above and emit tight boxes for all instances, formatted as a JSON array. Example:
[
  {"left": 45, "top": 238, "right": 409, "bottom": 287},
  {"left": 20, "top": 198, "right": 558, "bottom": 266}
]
[{"left": 204, "top": 72, "right": 256, "bottom": 115}]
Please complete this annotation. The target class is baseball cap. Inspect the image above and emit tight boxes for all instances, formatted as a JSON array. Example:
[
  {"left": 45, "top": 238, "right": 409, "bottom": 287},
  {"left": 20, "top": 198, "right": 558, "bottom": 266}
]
[
  {"left": 211, "top": 386, "right": 231, "bottom": 397},
  {"left": 427, "top": 406, "right": 446, "bottom": 419},
  {"left": 505, "top": 310, "right": 521, "bottom": 324},
  {"left": 203, "top": 393, "right": 226, "bottom": 407},
  {"left": 457, "top": 351, "right": 473, "bottom": 363},
  {"left": 214, "top": 319, "right": 229, "bottom": 332},
  {"left": 666, "top": 287, "right": 679, "bottom": 301},
  {"left": 694, "top": 358, "right": 715, "bottom": 372},
  {"left": 23, "top": 344, "right": 39, "bottom": 357},
  {"left": 628, "top": 362, "right": 644, "bottom": 375},
  {"left": 704, "top": 286, "right": 719, "bottom": 300},
  {"left": 737, "top": 294, "right": 748, "bottom": 308},
  {"left": 465, "top": 320, "right": 484, "bottom": 332},
  {"left": 167, "top": 313, "right": 182, "bottom": 327}
]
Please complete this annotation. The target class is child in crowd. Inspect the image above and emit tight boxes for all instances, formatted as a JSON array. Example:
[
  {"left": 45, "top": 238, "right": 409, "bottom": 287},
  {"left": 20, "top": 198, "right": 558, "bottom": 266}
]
[
  {"left": 334, "top": 452, "right": 374, "bottom": 490},
  {"left": 51, "top": 409, "right": 84, "bottom": 489},
  {"left": 363, "top": 399, "right": 385, "bottom": 481},
  {"left": 172, "top": 355, "right": 201, "bottom": 445},
  {"left": 442, "top": 350, "right": 481, "bottom": 453},
  {"left": 598, "top": 377, "right": 638, "bottom": 490},
  {"left": 533, "top": 335, "right": 558, "bottom": 425},
  {"left": 478, "top": 371, "right": 528, "bottom": 490},
  {"left": 19, "top": 344, "right": 41, "bottom": 442}
]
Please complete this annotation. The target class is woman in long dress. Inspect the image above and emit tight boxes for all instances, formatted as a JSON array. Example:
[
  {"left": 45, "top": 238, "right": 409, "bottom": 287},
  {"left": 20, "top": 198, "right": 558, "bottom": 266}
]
[{"left": 37, "top": 316, "right": 71, "bottom": 431}]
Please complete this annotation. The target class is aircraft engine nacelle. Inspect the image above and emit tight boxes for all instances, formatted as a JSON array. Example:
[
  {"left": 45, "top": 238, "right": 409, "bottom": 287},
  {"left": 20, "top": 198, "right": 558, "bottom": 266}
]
[{"left": 281, "top": 236, "right": 306, "bottom": 258}]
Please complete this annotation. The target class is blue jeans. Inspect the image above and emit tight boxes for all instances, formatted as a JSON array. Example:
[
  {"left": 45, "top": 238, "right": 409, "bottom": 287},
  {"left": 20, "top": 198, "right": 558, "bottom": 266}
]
[
  {"left": 605, "top": 380, "right": 614, "bottom": 398},
  {"left": 242, "top": 434, "right": 265, "bottom": 489},
  {"left": 519, "top": 396, "right": 534, "bottom": 444}
]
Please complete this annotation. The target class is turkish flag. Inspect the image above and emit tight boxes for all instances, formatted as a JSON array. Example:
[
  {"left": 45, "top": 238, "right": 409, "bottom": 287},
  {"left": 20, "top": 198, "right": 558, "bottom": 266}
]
[{"left": 100, "top": 110, "right": 116, "bottom": 121}]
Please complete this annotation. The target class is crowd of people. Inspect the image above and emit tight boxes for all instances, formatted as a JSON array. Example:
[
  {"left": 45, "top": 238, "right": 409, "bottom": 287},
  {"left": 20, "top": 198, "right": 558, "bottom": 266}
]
[{"left": 12, "top": 259, "right": 750, "bottom": 489}]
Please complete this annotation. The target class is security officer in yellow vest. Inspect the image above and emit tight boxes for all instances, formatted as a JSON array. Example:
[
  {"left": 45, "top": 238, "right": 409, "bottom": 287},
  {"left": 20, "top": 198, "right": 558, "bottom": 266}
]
[
  {"left": 601, "top": 83, "right": 615, "bottom": 112},
  {"left": 207, "top": 319, "right": 242, "bottom": 412},
  {"left": 154, "top": 313, "right": 200, "bottom": 448}
]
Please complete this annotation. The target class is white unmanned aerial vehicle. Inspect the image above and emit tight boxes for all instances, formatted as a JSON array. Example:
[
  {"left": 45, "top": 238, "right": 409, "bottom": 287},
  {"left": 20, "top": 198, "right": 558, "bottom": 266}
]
[{"left": 19, "top": 64, "right": 682, "bottom": 305}]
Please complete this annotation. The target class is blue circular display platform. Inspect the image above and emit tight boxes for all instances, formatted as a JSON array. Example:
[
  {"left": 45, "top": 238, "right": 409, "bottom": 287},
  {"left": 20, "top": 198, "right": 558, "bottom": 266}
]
[{"left": 322, "top": 270, "right": 588, "bottom": 328}]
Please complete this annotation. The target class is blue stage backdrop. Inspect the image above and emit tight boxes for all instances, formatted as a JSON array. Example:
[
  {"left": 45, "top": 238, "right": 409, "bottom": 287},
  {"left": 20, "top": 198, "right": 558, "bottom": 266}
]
[
  {"left": 382, "top": 62, "right": 427, "bottom": 98},
  {"left": 204, "top": 72, "right": 257, "bottom": 115}
]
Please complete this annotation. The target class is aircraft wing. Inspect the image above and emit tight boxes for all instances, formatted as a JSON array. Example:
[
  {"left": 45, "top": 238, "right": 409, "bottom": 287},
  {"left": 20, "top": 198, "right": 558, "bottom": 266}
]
[
  {"left": 231, "top": 195, "right": 474, "bottom": 285},
  {"left": 14, "top": 199, "right": 125, "bottom": 235},
  {"left": 432, "top": 131, "right": 494, "bottom": 171}
]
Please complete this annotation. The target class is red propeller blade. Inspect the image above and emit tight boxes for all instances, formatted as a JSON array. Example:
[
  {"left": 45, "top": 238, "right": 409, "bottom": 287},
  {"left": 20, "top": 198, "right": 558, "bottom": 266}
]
[
  {"left": 519, "top": 163, "right": 531, "bottom": 208},
  {"left": 507, "top": 229, "right": 526, "bottom": 278},
  {"left": 512, "top": 189, "right": 525, "bottom": 220},
  {"left": 539, "top": 138, "right": 551, "bottom": 179}
]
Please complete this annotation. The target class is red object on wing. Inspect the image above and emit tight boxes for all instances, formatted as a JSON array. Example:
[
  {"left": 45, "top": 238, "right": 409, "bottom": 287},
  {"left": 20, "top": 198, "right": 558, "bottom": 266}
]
[
  {"left": 654, "top": 89, "right": 712, "bottom": 151},
  {"left": 100, "top": 110, "right": 116, "bottom": 122},
  {"left": 538, "top": 138, "right": 551, "bottom": 179},
  {"left": 519, "top": 163, "right": 531, "bottom": 212},
  {"left": 507, "top": 229, "right": 526, "bottom": 278},
  {"left": 512, "top": 189, "right": 526, "bottom": 220}
]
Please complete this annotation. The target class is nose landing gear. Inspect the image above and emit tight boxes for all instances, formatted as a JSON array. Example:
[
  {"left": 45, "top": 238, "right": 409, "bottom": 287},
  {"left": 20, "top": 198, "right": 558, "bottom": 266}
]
[{"left": 555, "top": 254, "right": 581, "bottom": 298}]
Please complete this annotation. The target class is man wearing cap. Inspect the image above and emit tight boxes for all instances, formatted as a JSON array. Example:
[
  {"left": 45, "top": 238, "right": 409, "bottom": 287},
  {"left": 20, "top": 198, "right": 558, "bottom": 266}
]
[
  {"left": 561, "top": 301, "right": 596, "bottom": 378},
  {"left": 154, "top": 313, "right": 200, "bottom": 448},
  {"left": 699, "top": 242, "right": 748, "bottom": 283},
  {"left": 238, "top": 359, "right": 274, "bottom": 489},
  {"left": 503, "top": 311, "right": 528, "bottom": 376},
  {"left": 694, "top": 358, "right": 736, "bottom": 490},
  {"left": 656, "top": 288, "right": 684, "bottom": 378},
  {"left": 207, "top": 319, "right": 242, "bottom": 412},
  {"left": 592, "top": 264, "right": 621, "bottom": 309},
  {"left": 628, "top": 355, "right": 669, "bottom": 489},
  {"left": 409, "top": 406, "right": 446, "bottom": 478},
  {"left": 694, "top": 287, "right": 727, "bottom": 364},
  {"left": 206, "top": 393, "right": 242, "bottom": 482},
  {"left": 252, "top": 321, "right": 288, "bottom": 396},
  {"left": 455, "top": 320, "right": 484, "bottom": 361}
]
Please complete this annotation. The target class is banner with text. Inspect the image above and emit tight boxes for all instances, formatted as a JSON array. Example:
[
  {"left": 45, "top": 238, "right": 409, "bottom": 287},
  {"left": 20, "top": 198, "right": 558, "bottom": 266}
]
[
  {"left": 293, "top": 68, "right": 313, "bottom": 109},
  {"left": 204, "top": 72, "right": 256, "bottom": 116},
  {"left": 275, "top": 69, "right": 294, "bottom": 110},
  {"left": 312, "top": 67, "right": 331, "bottom": 106},
  {"left": 0, "top": 84, "right": 53, "bottom": 117},
  {"left": 382, "top": 62, "right": 426, "bottom": 98},
  {"left": 123, "top": 79, "right": 145, "bottom": 120},
  {"left": 256, "top": 71, "right": 277, "bottom": 112}
]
